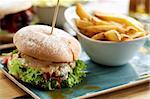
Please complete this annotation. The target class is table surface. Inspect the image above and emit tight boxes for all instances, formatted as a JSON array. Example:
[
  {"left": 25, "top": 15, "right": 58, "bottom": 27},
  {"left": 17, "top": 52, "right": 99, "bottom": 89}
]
[{"left": 0, "top": 56, "right": 150, "bottom": 99}]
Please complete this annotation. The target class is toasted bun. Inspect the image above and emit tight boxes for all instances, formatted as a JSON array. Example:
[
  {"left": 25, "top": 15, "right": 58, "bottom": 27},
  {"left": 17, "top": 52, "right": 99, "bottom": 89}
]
[
  {"left": 14, "top": 25, "right": 81, "bottom": 62},
  {"left": 0, "top": 0, "right": 32, "bottom": 19}
]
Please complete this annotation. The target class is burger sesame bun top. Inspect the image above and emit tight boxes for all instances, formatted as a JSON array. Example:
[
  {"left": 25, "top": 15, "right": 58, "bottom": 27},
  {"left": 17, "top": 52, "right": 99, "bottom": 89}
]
[
  {"left": 13, "top": 25, "right": 81, "bottom": 62},
  {"left": 0, "top": 0, "right": 32, "bottom": 19}
]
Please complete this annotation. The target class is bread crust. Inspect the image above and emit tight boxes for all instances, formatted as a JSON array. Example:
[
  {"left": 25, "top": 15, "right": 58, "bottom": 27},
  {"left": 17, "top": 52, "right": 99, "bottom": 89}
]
[
  {"left": 14, "top": 25, "right": 81, "bottom": 62},
  {"left": 0, "top": 0, "right": 32, "bottom": 19}
]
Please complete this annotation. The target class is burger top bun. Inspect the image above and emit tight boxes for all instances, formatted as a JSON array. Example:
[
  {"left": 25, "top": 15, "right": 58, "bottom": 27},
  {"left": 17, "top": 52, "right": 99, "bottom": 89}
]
[
  {"left": 14, "top": 25, "right": 81, "bottom": 62},
  {"left": 0, "top": 0, "right": 32, "bottom": 19}
]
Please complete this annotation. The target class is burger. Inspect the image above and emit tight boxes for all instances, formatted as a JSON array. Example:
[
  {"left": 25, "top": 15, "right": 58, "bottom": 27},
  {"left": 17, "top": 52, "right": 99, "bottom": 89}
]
[
  {"left": 0, "top": 0, "right": 36, "bottom": 34},
  {"left": 2, "top": 25, "right": 87, "bottom": 90}
]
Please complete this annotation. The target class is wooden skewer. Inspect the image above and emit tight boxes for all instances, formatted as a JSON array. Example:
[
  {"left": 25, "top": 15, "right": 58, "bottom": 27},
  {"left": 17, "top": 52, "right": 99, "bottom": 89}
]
[{"left": 50, "top": 0, "right": 60, "bottom": 34}]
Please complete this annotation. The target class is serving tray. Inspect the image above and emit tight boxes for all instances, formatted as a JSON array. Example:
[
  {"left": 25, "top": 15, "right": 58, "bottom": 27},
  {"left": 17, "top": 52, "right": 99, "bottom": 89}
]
[{"left": 0, "top": 41, "right": 150, "bottom": 99}]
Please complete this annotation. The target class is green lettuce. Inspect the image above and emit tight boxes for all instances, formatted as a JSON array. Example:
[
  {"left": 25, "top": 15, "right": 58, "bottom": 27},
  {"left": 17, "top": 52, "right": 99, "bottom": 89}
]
[
  {"left": 62, "top": 60, "right": 87, "bottom": 88},
  {"left": 9, "top": 59, "right": 51, "bottom": 89},
  {"left": 12, "top": 49, "right": 18, "bottom": 54},
  {"left": 8, "top": 59, "right": 87, "bottom": 90},
  {"left": 8, "top": 59, "right": 23, "bottom": 78}
]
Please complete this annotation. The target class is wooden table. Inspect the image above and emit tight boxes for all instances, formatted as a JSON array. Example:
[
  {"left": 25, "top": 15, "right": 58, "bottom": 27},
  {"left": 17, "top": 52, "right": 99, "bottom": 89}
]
[{"left": 0, "top": 56, "right": 150, "bottom": 99}]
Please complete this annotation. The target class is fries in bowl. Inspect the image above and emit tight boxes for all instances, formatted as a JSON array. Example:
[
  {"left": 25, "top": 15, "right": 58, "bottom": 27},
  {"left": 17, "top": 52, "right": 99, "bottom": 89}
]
[{"left": 75, "top": 3, "right": 147, "bottom": 42}]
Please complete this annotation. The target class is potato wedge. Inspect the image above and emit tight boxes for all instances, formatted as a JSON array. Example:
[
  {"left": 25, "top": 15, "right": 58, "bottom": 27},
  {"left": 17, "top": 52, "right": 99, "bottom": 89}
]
[
  {"left": 79, "top": 29, "right": 96, "bottom": 37},
  {"left": 91, "top": 32, "right": 105, "bottom": 40},
  {"left": 121, "top": 34, "right": 133, "bottom": 41},
  {"left": 83, "top": 25, "right": 118, "bottom": 34},
  {"left": 94, "top": 12, "right": 145, "bottom": 32},
  {"left": 91, "top": 16, "right": 110, "bottom": 25},
  {"left": 76, "top": 3, "right": 91, "bottom": 20},
  {"left": 129, "top": 32, "right": 146, "bottom": 39},
  {"left": 104, "top": 30, "right": 122, "bottom": 41},
  {"left": 109, "top": 21, "right": 124, "bottom": 27},
  {"left": 75, "top": 19, "right": 93, "bottom": 29},
  {"left": 117, "top": 27, "right": 126, "bottom": 34},
  {"left": 109, "top": 21, "right": 126, "bottom": 34},
  {"left": 125, "top": 26, "right": 138, "bottom": 35}
]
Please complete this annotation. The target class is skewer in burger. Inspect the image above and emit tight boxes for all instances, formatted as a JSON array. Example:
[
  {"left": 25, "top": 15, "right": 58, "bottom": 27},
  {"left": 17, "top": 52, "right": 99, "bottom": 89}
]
[{"left": 2, "top": 25, "right": 87, "bottom": 90}]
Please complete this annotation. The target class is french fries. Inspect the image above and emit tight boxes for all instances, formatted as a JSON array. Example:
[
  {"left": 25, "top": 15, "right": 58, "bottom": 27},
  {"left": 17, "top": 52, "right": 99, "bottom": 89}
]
[
  {"left": 75, "top": 3, "right": 147, "bottom": 42},
  {"left": 75, "top": 19, "right": 93, "bottom": 29},
  {"left": 104, "top": 30, "right": 121, "bottom": 42},
  {"left": 80, "top": 29, "right": 96, "bottom": 37},
  {"left": 76, "top": 3, "right": 91, "bottom": 20},
  {"left": 83, "top": 25, "right": 118, "bottom": 33},
  {"left": 117, "top": 27, "right": 126, "bottom": 34},
  {"left": 129, "top": 32, "right": 146, "bottom": 39},
  {"left": 91, "top": 32, "right": 105, "bottom": 40},
  {"left": 109, "top": 21, "right": 124, "bottom": 27},
  {"left": 91, "top": 17, "right": 110, "bottom": 25},
  {"left": 94, "top": 11, "right": 145, "bottom": 32},
  {"left": 121, "top": 34, "right": 133, "bottom": 41},
  {"left": 125, "top": 26, "right": 138, "bottom": 35}
]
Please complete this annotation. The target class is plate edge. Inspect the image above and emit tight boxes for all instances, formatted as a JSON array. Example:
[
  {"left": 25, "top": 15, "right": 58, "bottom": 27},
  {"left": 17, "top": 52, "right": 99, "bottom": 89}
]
[{"left": 76, "top": 78, "right": 150, "bottom": 98}]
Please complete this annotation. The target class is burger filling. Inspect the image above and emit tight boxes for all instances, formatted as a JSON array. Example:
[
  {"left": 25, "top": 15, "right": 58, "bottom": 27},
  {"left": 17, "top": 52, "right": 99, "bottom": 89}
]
[{"left": 2, "top": 51, "right": 87, "bottom": 90}]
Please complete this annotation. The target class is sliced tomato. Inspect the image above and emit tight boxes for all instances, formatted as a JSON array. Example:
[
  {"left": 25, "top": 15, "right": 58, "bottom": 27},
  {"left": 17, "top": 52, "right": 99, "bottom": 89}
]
[{"left": 2, "top": 56, "right": 12, "bottom": 65}]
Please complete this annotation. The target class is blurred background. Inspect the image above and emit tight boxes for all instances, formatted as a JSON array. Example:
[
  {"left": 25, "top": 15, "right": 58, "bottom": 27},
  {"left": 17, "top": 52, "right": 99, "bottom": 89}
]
[
  {"left": 0, "top": 0, "right": 149, "bottom": 45},
  {"left": 32, "top": 0, "right": 150, "bottom": 25}
]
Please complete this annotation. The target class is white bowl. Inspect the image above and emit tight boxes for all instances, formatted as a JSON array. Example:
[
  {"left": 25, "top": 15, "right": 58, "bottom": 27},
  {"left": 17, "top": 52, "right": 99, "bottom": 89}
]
[
  {"left": 64, "top": 6, "right": 149, "bottom": 66},
  {"left": 34, "top": 6, "right": 67, "bottom": 27}
]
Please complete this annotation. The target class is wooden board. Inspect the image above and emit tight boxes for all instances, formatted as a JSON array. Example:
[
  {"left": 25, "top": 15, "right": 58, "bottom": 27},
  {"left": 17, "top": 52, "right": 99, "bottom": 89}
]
[
  {"left": 0, "top": 75, "right": 26, "bottom": 99},
  {"left": 0, "top": 43, "right": 15, "bottom": 50},
  {"left": 0, "top": 34, "right": 14, "bottom": 43}
]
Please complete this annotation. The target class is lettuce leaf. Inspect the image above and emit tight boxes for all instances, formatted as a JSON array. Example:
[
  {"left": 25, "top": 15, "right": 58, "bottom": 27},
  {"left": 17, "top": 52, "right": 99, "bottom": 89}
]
[
  {"left": 12, "top": 49, "right": 18, "bottom": 54},
  {"left": 8, "top": 59, "right": 51, "bottom": 89},
  {"left": 62, "top": 60, "right": 87, "bottom": 88},
  {"left": 8, "top": 59, "right": 23, "bottom": 78},
  {"left": 8, "top": 59, "right": 87, "bottom": 90}
]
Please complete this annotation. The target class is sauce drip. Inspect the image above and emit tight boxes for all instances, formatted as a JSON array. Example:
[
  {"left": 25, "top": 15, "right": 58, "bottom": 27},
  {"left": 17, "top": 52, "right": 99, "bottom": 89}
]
[
  {"left": 62, "top": 89, "right": 73, "bottom": 95},
  {"left": 49, "top": 90, "right": 66, "bottom": 99},
  {"left": 84, "top": 85, "right": 101, "bottom": 90}
]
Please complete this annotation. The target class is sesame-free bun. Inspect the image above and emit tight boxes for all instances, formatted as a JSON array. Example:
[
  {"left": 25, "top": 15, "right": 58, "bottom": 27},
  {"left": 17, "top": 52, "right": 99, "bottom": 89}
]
[
  {"left": 0, "top": 0, "right": 32, "bottom": 19},
  {"left": 14, "top": 25, "right": 81, "bottom": 62}
]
